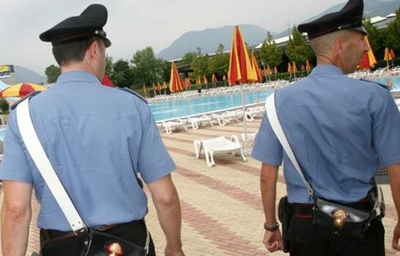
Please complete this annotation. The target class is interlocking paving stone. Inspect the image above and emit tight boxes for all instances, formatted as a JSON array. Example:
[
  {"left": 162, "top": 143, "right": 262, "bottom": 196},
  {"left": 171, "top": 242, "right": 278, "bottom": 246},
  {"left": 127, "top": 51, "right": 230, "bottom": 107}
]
[{"left": 0, "top": 117, "right": 399, "bottom": 255}]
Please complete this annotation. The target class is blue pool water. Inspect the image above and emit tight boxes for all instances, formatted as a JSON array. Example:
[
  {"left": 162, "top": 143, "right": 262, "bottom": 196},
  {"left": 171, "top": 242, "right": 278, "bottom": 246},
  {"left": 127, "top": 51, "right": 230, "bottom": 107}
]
[
  {"left": 151, "top": 76, "right": 400, "bottom": 122},
  {"left": 150, "top": 89, "right": 274, "bottom": 121},
  {"left": 0, "top": 127, "right": 5, "bottom": 141}
]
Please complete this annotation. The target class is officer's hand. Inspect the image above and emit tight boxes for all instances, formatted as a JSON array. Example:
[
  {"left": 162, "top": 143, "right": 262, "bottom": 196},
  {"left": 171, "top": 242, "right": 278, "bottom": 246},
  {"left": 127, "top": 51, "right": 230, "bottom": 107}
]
[
  {"left": 164, "top": 247, "right": 185, "bottom": 256},
  {"left": 263, "top": 230, "right": 283, "bottom": 252},
  {"left": 392, "top": 222, "right": 400, "bottom": 251}
]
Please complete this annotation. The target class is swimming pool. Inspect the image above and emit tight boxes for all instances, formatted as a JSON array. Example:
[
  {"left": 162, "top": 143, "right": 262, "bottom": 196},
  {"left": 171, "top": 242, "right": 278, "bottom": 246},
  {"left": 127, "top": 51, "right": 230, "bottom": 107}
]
[
  {"left": 150, "top": 89, "right": 274, "bottom": 121},
  {"left": 150, "top": 76, "right": 400, "bottom": 121}
]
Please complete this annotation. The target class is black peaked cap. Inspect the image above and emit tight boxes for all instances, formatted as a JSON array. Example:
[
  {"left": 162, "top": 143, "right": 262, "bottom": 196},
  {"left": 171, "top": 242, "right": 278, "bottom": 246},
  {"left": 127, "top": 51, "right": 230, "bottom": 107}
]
[
  {"left": 298, "top": 0, "right": 367, "bottom": 39},
  {"left": 40, "top": 4, "right": 111, "bottom": 47}
]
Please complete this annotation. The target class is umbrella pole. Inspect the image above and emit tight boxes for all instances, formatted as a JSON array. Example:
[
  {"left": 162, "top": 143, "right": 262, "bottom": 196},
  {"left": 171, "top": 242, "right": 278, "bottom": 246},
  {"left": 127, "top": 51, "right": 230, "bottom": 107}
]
[{"left": 242, "top": 84, "right": 248, "bottom": 151}]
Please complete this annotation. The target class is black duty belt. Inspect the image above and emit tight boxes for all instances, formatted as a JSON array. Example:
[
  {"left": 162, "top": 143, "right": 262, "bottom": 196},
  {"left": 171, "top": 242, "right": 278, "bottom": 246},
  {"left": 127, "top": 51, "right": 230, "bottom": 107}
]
[{"left": 41, "top": 219, "right": 144, "bottom": 242}]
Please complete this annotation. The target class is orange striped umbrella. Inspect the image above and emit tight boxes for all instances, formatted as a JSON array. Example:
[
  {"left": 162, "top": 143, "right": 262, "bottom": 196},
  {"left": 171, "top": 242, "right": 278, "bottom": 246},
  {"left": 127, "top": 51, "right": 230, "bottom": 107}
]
[
  {"left": 274, "top": 66, "right": 278, "bottom": 74},
  {"left": 384, "top": 47, "right": 391, "bottom": 61},
  {"left": 228, "top": 26, "right": 257, "bottom": 85},
  {"left": 306, "top": 60, "right": 311, "bottom": 71},
  {"left": 292, "top": 61, "right": 298, "bottom": 73},
  {"left": 157, "top": 82, "right": 162, "bottom": 91},
  {"left": 169, "top": 62, "right": 185, "bottom": 93},
  {"left": 163, "top": 81, "right": 167, "bottom": 89},
  {"left": 204, "top": 75, "right": 208, "bottom": 84},
  {"left": 287, "top": 62, "right": 292, "bottom": 73},
  {"left": 390, "top": 49, "right": 396, "bottom": 59},
  {"left": 212, "top": 73, "right": 217, "bottom": 83},
  {"left": 0, "top": 83, "right": 47, "bottom": 98}
]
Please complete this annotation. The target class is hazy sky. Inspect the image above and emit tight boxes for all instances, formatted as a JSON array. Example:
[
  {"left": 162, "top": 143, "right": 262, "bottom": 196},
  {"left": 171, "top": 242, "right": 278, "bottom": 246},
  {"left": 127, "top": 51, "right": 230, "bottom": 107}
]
[{"left": 1, "top": 0, "right": 346, "bottom": 75}]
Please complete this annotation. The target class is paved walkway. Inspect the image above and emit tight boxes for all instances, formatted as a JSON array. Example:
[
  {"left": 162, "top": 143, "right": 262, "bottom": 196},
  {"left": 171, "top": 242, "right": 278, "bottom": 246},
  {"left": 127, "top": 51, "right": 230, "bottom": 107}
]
[{"left": 1, "top": 118, "right": 400, "bottom": 255}]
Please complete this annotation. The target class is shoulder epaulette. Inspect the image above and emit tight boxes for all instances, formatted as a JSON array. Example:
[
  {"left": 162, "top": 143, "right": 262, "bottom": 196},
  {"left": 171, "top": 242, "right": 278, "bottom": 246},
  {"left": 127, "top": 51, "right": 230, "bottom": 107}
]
[
  {"left": 360, "top": 79, "right": 388, "bottom": 90},
  {"left": 118, "top": 87, "right": 148, "bottom": 104},
  {"left": 11, "top": 91, "right": 41, "bottom": 110}
]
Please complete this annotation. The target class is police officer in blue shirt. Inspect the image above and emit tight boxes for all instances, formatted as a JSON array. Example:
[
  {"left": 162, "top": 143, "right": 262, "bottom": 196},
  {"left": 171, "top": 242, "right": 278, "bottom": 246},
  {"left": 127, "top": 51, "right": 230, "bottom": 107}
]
[
  {"left": 252, "top": 0, "right": 400, "bottom": 255},
  {"left": 0, "top": 4, "right": 185, "bottom": 256}
]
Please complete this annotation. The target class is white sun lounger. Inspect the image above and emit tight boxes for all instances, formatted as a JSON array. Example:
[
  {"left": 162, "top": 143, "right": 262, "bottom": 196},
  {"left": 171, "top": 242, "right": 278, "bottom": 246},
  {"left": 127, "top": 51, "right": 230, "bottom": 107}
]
[
  {"left": 188, "top": 115, "right": 214, "bottom": 130},
  {"left": 193, "top": 135, "right": 247, "bottom": 167},
  {"left": 162, "top": 119, "right": 188, "bottom": 134}
]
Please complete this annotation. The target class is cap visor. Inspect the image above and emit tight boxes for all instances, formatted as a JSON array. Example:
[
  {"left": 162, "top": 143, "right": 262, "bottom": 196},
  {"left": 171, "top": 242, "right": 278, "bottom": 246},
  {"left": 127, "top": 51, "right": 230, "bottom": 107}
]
[{"left": 349, "top": 26, "right": 368, "bottom": 35}]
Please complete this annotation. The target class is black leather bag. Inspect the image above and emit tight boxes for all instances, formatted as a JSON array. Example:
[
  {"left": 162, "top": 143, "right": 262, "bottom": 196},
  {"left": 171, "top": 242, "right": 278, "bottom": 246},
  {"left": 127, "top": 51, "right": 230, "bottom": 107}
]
[
  {"left": 84, "top": 229, "right": 146, "bottom": 256},
  {"left": 312, "top": 197, "right": 372, "bottom": 239}
]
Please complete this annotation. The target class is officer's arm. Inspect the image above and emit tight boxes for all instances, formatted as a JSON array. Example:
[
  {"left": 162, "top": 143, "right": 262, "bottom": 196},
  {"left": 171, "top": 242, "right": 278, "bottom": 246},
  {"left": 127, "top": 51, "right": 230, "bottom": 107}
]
[
  {"left": 388, "top": 162, "right": 400, "bottom": 251},
  {"left": 147, "top": 174, "right": 185, "bottom": 256},
  {"left": 1, "top": 180, "right": 33, "bottom": 256},
  {"left": 260, "top": 163, "right": 283, "bottom": 252},
  {"left": 260, "top": 163, "right": 279, "bottom": 227}
]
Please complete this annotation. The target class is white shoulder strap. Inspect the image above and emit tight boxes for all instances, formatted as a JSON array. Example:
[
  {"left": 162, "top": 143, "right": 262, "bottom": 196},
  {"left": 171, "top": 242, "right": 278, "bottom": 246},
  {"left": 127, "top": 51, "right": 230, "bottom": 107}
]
[
  {"left": 265, "top": 92, "right": 314, "bottom": 197},
  {"left": 16, "top": 99, "right": 87, "bottom": 233}
]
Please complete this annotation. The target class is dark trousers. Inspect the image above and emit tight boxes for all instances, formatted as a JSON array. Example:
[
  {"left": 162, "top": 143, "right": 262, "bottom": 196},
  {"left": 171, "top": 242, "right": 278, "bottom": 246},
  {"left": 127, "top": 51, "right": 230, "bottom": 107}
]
[
  {"left": 287, "top": 217, "right": 385, "bottom": 256},
  {"left": 40, "top": 220, "right": 156, "bottom": 256}
]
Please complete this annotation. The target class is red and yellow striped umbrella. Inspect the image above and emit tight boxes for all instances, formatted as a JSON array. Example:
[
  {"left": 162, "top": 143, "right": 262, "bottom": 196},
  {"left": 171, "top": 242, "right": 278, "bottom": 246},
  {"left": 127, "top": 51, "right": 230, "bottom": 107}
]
[
  {"left": 169, "top": 62, "right": 185, "bottom": 93},
  {"left": 250, "top": 54, "right": 262, "bottom": 82},
  {"left": 0, "top": 83, "right": 47, "bottom": 98},
  {"left": 228, "top": 26, "right": 257, "bottom": 85},
  {"left": 358, "top": 36, "right": 377, "bottom": 69}
]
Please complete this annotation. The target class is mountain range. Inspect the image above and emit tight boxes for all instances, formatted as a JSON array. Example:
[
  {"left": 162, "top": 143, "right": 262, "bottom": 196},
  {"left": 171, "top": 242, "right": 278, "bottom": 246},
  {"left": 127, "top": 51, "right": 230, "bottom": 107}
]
[
  {"left": 157, "top": 24, "right": 276, "bottom": 60},
  {"left": 158, "top": 0, "right": 400, "bottom": 60}
]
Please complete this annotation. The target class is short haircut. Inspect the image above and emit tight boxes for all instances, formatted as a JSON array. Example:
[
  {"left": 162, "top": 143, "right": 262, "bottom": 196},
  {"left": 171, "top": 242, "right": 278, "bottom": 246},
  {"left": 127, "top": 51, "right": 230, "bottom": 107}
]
[{"left": 52, "top": 37, "right": 103, "bottom": 66}]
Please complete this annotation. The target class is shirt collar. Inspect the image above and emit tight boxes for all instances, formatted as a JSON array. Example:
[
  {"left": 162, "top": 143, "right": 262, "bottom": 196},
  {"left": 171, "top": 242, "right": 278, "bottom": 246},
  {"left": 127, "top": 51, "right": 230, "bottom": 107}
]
[
  {"left": 310, "top": 64, "right": 344, "bottom": 76},
  {"left": 56, "top": 71, "right": 101, "bottom": 85}
]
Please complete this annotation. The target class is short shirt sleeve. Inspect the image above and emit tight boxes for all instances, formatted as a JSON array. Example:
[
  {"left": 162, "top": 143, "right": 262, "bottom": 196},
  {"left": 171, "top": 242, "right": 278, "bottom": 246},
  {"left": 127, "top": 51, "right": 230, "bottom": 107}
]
[
  {"left": 0, "top": 110, "right": 33, "bottom": 183},
  {"left": 137, "top": 106, "right": 176, "bottom": 183},
  {"left": 372, "top": 90, "right": 400, "bottom": 167},
  {"left": 251, "top": 114, "right": 283, "bottom": 166}
]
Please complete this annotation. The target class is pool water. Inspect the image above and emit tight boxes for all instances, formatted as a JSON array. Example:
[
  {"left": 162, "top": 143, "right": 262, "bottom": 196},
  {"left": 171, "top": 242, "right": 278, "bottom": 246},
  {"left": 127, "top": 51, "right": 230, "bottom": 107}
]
[
  {"left": 150, "top": 89, "right": 274, "bottom": 121},
  {"left": 150, "top": 76, "right": 400, "bottom": 122},
  {"left": 0, "top": 127, "right": 5, "bottom": 141}
]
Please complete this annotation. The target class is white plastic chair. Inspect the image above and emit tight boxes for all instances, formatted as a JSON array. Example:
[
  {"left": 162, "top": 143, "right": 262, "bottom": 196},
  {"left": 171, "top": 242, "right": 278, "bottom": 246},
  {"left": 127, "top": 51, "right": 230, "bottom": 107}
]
[
  {"left": 188, "top": 115, "right": 214, "bottom": 130},
  {"left": 162, "top": 119, "right": 188, "bottom": 134},
  {"left": 193, "top": 135, "right": 247, "bottom": 167}
]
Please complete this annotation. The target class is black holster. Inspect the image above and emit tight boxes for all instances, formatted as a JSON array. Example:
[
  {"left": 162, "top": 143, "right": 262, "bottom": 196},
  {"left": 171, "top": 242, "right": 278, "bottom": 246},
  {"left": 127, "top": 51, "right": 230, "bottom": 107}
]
[{"left": 278, "top": 196, "right": 291, "bottom": 253}]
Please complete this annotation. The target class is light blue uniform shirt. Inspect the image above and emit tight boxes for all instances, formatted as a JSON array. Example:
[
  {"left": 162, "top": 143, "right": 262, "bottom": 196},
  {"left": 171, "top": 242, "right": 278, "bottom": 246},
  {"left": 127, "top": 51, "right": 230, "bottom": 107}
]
[
  {"left": 252, "top": 65, "right": 400, "bottom": 204},
  {"left": 0, "top": 71, "right": 176, "bottom": 231}
]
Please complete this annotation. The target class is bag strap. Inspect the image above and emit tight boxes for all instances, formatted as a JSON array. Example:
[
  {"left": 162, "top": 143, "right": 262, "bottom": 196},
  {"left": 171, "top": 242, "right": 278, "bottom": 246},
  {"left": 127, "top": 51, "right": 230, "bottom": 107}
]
[
  {"left": 265, "top": 92, "right": 315, "bottom": 198},
  {"left": 16, "top": 98, "right": 87, "bottom": 234}
]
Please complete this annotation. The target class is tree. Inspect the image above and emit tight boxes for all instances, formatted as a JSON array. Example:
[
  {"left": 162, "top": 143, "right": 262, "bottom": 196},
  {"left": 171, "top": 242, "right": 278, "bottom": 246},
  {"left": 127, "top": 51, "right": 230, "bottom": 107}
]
[
  {"left": 105, "top": 55, "right": 113, "bottom": 76},
  {"left": 286, "top": 26, "right": 314, "bottom": 65},
  {"left": 385, "top": 7, "right": 400, "bottom": 54},
  {"left": 130, "top": 47, "right": 164, "bottom": 88},
  {"left": 208, "top": 43, "right": 229, "bottom": 78},
  {"left": 191, "top": 47, "right": 210, "bottom": 80},
  {"left": 260, "top": 32, "right": 283, "bottom": 68},
  {"left": 0, "top": 98, "right": 9, "bottom": 113},
  {"left": 45, "top": 64, "right": 61, "bottom": 83},
  {"left": 181, "top": 52, "right": 197, "bottom": 66},
  {"left": 111, "top": 59, "right": 133, "bottom": 88}
]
